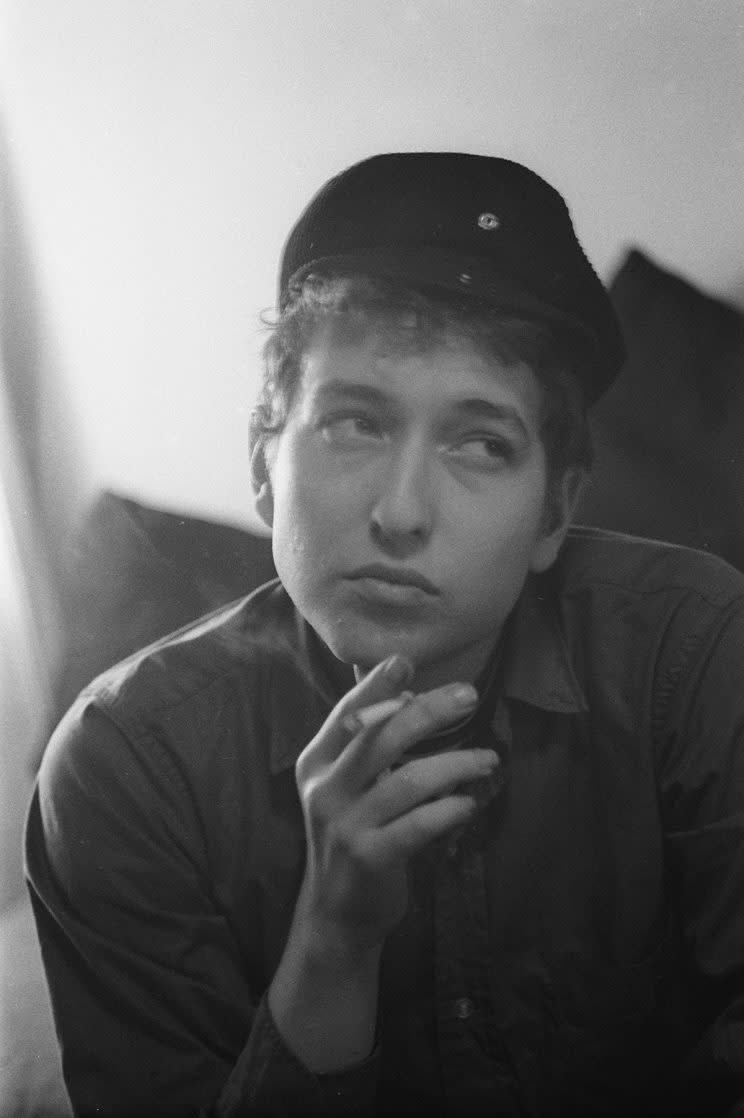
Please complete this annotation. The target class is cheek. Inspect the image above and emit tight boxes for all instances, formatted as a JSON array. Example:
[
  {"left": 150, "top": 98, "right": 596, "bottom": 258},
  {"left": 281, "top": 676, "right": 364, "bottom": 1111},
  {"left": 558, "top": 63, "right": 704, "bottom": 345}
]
[
  {"left": 270, "top": 457, "right": 355, "bottom": 583},
  {"left": 447, "top": 487, "right": 548, "bottom": 612},
  {"left": 274, "top": 434, "right": 374, "bottom": 530},
  {"left": 457, "top": 471, "right": 548, "bottom": 552},
  {"left": 275, "top": 472, "right": 348, "bottom": 535}
]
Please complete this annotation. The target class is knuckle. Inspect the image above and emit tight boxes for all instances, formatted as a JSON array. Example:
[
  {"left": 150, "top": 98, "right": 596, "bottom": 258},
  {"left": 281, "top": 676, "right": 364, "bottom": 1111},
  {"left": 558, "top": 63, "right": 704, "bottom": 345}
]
[
  {"left": 294, "top": 754, "right": 310, "bottom": 785},
  {"left": 299, "top": 776, "right": 332, "bottom": 819},
  {"left": 333, "top": 822, "right": 373, "bottom": 868}
]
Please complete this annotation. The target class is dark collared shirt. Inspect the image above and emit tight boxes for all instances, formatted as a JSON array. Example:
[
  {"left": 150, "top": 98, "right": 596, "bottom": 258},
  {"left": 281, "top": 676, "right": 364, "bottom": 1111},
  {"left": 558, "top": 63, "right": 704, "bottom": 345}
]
[{"left": 25, "top": 527, "right": 744, "bottom": 1117}]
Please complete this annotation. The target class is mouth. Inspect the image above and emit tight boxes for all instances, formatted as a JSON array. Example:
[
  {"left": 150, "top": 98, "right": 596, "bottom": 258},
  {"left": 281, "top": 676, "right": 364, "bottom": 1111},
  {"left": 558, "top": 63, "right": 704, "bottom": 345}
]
[{"left": 346, "top": 564, "right": 440, "bottom": 602}]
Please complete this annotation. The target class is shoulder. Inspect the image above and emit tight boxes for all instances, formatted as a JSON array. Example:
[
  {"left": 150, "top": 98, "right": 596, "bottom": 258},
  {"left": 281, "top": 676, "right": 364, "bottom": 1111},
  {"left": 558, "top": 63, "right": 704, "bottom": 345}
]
[
  {"left": 558, "top": 525, "right": 744, "bottom": 611},
  {"left": 76, "top": 575, "right": 338, "bottom": 727},
  {"left": 548, "top": 525, "right": 742, "bottom": 693},
  {"left": 30, "top": 579, "right": 334, "bottom": 925},
  {"left": 87, "top": 577, "right": 296, "bottom": 715},
  {"left": 39, "top": 579, "right": 333, "bottom": 813},
  {"left": 552, "top": 527, "right": 744, "bottom": 725}
]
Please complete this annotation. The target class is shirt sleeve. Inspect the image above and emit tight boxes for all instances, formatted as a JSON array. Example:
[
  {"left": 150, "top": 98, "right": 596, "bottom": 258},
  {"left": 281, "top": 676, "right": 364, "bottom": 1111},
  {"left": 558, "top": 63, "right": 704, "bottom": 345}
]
[
  {"left": 654, "top": 597, "right": 744, "bottom": 1117},
  {"left": 24, "top": 700, "right": 379, "bottom": 1118}
]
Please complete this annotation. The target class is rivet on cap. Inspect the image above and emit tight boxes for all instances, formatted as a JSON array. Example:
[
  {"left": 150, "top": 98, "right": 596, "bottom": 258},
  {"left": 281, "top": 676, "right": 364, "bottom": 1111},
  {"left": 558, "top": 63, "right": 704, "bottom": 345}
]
[
  {"left": 478, "top": 212, "right": 500, "bottom": 231},
  {"left": 458, "top": 273, "right": 472, "bottom": 285}
]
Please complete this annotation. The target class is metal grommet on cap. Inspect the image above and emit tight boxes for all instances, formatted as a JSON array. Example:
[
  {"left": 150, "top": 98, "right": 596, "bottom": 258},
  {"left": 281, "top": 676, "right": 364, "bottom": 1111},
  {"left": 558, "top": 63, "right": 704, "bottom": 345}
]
[{"left": 477, "top": 212, "right": 500, "bottom": 230}]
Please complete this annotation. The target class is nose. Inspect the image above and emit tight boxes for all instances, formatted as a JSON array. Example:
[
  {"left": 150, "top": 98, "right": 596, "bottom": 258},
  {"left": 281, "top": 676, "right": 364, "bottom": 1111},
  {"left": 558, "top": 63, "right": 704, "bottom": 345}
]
[{"left": 370, "top": 439, "right": 434, "bottom": 552}]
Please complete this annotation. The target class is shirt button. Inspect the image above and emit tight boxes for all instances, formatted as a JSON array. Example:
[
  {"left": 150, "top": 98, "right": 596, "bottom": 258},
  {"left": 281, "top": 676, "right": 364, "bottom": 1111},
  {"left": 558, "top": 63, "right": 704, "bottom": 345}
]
[{"left": 453, "top": 996, "right": 474, "bottom": 1020}]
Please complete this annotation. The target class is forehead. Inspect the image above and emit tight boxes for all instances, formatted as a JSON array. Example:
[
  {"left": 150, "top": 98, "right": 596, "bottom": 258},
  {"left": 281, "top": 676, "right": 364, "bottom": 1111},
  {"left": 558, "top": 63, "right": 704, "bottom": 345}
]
[{"left": 298, "top": 316, "right": 544, "bottom": 423}]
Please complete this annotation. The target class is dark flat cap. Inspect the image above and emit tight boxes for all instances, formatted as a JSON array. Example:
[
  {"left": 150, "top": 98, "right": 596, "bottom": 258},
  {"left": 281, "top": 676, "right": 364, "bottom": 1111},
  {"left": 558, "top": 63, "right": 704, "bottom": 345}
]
[{"left": 279, "top": 152, "right": 624, "bottom": 403}]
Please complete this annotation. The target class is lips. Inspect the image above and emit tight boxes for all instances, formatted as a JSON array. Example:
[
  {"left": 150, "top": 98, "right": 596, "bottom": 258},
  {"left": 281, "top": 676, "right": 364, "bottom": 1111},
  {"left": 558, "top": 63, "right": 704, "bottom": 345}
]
[{"left": 346, "top": 564, "right": 439, "bottom": 596}]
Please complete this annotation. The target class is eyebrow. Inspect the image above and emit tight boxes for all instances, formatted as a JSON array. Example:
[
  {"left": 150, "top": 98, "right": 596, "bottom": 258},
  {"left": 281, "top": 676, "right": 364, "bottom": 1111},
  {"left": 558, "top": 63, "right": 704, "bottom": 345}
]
[
  {"left": 446, "top": 397, "right": 530, "bottom": 439},
  {"left": 310, "top": 381, "right": 389, "bottom": 407},
  {"left": 310, "top": 380, "right": 530, "bottom": 439}
]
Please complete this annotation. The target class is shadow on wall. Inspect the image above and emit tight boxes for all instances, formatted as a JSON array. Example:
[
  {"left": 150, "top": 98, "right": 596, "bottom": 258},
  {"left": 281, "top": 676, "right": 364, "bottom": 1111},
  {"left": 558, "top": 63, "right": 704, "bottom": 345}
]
[{"left": 577, "top": 248, "right": 744, "bottom": 573}]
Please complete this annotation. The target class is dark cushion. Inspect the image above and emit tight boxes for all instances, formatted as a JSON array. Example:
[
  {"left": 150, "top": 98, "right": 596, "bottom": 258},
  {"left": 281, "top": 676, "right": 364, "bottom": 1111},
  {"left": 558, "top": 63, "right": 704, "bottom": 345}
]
[
  {"left": 576, "top": 248, "right": 744, "bottom": 570},
  {"left": 50, "top": 492, "right": 276, "bottom": 733}
]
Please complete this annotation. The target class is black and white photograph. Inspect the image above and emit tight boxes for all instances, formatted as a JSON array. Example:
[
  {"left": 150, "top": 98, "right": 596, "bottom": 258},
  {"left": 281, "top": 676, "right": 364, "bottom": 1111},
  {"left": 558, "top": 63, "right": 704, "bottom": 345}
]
[{"left": 2, "top": 3, "right": 744, "bottom": 1115}]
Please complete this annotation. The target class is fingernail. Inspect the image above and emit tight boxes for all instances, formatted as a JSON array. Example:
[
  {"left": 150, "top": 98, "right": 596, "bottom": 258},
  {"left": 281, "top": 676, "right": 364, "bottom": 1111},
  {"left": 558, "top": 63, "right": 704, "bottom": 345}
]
[
  {"left": 383, "top": 654, "right": 412, "bottom": 684},
  {"left": 452, "top": 684, "right": 478, "bottom": 708}
]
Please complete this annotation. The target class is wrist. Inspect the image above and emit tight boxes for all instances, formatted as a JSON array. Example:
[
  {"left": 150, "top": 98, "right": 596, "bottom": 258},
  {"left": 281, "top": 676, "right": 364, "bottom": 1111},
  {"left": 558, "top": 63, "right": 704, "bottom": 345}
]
[
  {"left": 291, "top": 877, "right": 386, "bottom": 971},
  {"left": 293, "top": 908, "right": 385, "bottom": 977},
  {"left": 269, "top": 904, "right": 383, "bottom": 1074}
]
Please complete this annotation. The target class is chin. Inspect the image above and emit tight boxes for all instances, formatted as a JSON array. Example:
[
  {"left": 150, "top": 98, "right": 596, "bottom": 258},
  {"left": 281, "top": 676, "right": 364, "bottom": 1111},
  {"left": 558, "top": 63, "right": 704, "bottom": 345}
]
[{"left": 313, "top": 615, "right": 423, "bottom": 673}]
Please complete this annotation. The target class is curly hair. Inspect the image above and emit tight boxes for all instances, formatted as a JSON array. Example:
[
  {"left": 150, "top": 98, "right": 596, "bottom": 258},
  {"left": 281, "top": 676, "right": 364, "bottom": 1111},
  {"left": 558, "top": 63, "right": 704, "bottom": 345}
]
[{"left": 252, "top": 273, "right": 593, "bottom": 489}]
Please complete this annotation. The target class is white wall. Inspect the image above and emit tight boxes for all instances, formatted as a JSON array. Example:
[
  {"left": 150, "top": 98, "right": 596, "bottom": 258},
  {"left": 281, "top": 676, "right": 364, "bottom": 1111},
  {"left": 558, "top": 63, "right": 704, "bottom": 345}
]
[{"left": 2, "top": 0, "right": 743, "bottom": 532}]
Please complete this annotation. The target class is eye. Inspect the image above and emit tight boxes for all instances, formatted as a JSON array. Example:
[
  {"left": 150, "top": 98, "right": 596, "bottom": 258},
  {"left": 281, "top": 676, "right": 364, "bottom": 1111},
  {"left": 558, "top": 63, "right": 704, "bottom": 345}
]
[
  {"left": 447, "top": 434, "right": 514, "bottom": 468},
  {"left": 319, "top": 413, "right": 384, "bottom": 447}
]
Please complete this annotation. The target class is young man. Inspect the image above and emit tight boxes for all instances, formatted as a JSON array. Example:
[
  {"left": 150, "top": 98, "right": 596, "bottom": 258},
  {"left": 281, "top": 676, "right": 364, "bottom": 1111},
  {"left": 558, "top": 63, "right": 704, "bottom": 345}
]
[{"left": 26, "top": 153, "right": 744, "bottom": 1117}]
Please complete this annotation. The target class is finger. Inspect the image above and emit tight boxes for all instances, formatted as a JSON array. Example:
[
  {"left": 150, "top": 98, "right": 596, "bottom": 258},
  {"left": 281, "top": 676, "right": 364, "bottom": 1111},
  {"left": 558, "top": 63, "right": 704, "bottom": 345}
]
[
  {"left": 376, "top": 793, "right": 480, "bottom": 860},
  {"left": 341, "top": 692, "right": 415, "bottom": 736},
  {"left": 339, "top": 681, "right": 479, "bottom": 786},
  {"left": 301, "top": 653, "right": 413, "bottom": 767},
  {"left": 353, "top": 748, "right": 500, "bottom": 827}
]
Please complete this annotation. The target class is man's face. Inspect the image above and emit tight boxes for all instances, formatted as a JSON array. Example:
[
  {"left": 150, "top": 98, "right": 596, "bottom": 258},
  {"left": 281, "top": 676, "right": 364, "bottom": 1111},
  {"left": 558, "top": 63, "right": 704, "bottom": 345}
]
[{"left": 256, "top": 319, "right": 573, "bottom": 690}]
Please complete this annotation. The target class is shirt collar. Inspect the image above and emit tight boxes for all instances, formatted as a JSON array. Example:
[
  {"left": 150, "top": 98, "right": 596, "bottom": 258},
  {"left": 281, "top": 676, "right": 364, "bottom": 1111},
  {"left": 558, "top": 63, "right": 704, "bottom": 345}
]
[
  {"left": 501, "top": 575, "right": 587, "bottom": 715},
  {"left": 268, "top": 574, "right": 586, "bottom": 775}
]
